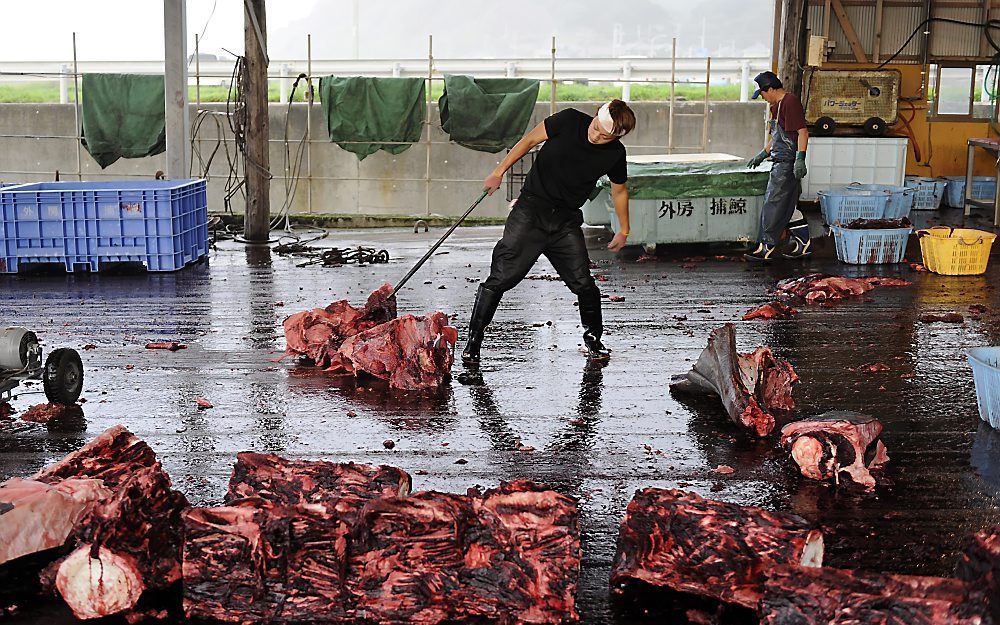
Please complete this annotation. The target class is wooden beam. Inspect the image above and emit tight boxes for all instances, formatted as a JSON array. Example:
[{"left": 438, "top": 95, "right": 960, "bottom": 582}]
[
  {"left": 830, "top": 0, "right": 869, "bottom": 63},
  {"left": 778, "top": 0, "right": 809, "bottom": 95},
  {"left": 772, "top": 0, "right": 783, "bottom": 73},
  {"left": 163, "top": 0, "right": 190, "bottom": 179},
  {"left": 823, "top": 0, "right": 832, "bottom": 40},
  {"left": 243, "top": 0, "right": 270, "bottom": 243},
  {"left": 873, "top": 0, "right": 884, "bottom": 63},
  {"left": 827, "top": 0, "right": 925, "bottom": 6}
]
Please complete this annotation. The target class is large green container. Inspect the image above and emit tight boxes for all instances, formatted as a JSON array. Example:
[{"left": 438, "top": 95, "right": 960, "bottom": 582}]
[{"left": 584, "top": 158, "right": 770, "bottom": 247}]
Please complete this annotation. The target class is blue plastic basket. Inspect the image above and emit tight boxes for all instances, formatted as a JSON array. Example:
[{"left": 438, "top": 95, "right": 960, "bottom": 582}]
[
  {"left": 943, "top": 176, "right": 997, "bottom": 208},
  {"left": 830, "top": 225, "right": 912, "bottom": 264},
  {"left": 817, "top": 187, "right": 893, "bottom": 224},
  {"left": 842, "top": 183, "right": 914, "bottom": 219},
  {"left": 0, "top": 179, "right": 208, "bottom": 273},
  {"left": 969, "top": 347, "right": 1000, "bottom": 429},
  {"left": 904, "top": 176, "right": 948, "bottom": 210}
]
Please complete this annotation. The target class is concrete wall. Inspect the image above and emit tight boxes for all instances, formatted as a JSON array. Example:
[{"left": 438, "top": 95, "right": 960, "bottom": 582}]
[{"left": 0, "top": 101, "right": 767, "bottom": 219}]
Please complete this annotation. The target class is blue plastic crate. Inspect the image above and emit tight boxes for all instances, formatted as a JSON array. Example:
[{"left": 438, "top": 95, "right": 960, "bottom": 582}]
[
  {"left": 0, "top": 179, "right": 208, "bottom": 273},
  {"left": 969, "top": 347, "right": 1000, "bottom": 429},
  {"left": 904, "top": 176, "right": 948, "bottom": 210},
  {"left": 842, "top": 183, "right": 913, "bottom": 219},
  {"left": 943, "top": 176, "right": 997, "bottom": 208},
  {"left": 830, "top": 225, "right": 911, "bottom": 264},
  {"left": 817, "top": 188, "right": 893, "bottom": 224}
]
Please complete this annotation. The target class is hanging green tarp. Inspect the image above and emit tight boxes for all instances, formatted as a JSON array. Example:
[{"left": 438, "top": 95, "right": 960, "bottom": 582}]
[
  {"left": 597, "top": 161, "right": 772, "bottom": 200},
  {"left": 318, "top": 76, "right": 425, "bottom": 160},
  {"left": 438, "top": 75, "right": 539, "bottom": 153},
  {"left": 81, "top": 74, "right": 166, "bottom": 169}
]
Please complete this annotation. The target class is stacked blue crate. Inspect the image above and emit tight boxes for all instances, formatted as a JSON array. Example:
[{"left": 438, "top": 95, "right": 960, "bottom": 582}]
[{"left": 0, "top": 179, "right": 208, "bottom": 273}]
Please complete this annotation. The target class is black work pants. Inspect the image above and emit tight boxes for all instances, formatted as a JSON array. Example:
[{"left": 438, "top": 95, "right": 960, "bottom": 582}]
[
  {"left": 758, "top": 160, "right": 801, "bottom": 247},
  {"left": 482, "top": 195, "right": 598, "bottom": 297}
]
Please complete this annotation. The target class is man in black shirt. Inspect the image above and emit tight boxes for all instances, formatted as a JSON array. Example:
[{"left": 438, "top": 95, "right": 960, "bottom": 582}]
[{"left": 462, "top": 100, "right": 635, "bottom": 365}]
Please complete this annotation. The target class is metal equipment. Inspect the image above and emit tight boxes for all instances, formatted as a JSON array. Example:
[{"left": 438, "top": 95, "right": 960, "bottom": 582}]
[
  {"left": 0, "top": 327, "right": 84, "bottom": 404},
  {"left": 390, "top": 190, "right": 489, "bottom": 297},
  {"left": 803, "top": 69, "right": 901, "bottom": 137}
]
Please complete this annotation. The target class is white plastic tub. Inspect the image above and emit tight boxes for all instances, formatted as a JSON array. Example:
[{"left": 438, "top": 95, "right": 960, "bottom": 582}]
[{"left": 801, "top": 137, "right": 908, "bottom": 202}]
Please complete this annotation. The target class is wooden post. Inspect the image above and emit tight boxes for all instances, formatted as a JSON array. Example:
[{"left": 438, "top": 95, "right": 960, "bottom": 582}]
[
  {"left": 873, "top": 0, "right": 884, "bottom": 63},
  {"left": 778, "top": 0, "right": 809, "bottom": 96},
  {"left": 822, "top": 0, "right": 832, "bottom": 39},
  {"left": 771, "top": 0, "right": 782, "bottom": 73},
  {"left": 243, "top": 0, "right": 270, "bottom": 243},
  {"left": 163, "top": 0, "right": 190, "bottom": 179}
]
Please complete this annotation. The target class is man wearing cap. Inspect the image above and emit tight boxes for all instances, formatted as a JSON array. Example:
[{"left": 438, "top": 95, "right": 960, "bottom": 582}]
[
  {"left": 745, "top": 71, "right": 811, "bottom": 261},
  {"left": 462, "top": 99, "right": 636, "bottom": 365}
]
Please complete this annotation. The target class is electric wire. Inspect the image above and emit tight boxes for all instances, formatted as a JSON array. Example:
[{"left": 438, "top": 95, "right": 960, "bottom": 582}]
[{"left": 870, "top": 16, "right": 1000, "bottom": 163}]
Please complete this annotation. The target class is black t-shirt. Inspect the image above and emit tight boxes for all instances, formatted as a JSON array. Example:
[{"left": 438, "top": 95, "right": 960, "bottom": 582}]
[{"left": 520, "top": 108, "right": 628, "bottom": 211}]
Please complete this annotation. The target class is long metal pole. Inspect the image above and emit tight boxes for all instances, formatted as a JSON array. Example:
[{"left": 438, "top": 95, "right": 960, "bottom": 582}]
[
  {"left": 425, "top": 34, "right": 433, "bottom": 217},
  {"left": 702, "top": 57, "right": 711, "bottom": 152},
  {"left": 668, "top": 37, "right": 676, "bottom": 155},
  {"left": 195, "top": 34, "right": 201, "bottom": 108},
  {"left": 72, "top": 32, "right": 82, "bottom": 181},
  {"left": 391, "top": 191, "right": 488, "bottom": 297},
  {"left": 306, "top": 33, "right": 313, "bottom": 214},
  {"left": 550, "top": 36, "right": 557, "bottom": 115}
]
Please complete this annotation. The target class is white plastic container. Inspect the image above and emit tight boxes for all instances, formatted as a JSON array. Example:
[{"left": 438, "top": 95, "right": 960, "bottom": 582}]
[
  {"left": 801, "top": 137, "right": 908, "bottom": 202},
  {"left": 608, "top": 195, "right": 764, "bottom": 246}
]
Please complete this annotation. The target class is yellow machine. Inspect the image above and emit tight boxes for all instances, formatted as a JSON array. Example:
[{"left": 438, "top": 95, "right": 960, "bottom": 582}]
[{"left": 802, "top": 69, "right": 902, "bottom": 137}]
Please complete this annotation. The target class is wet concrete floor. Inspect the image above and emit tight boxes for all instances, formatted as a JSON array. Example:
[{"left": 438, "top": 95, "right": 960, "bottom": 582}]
[{"left": 1, "top": 207, "right": 1000, "bottom": 623}]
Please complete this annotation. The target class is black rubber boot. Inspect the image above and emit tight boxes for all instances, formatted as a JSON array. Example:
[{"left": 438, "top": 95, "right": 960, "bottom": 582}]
[
  {"left": 744, "top": 242, "right": 776, "bottom": 262},
  {"left": 578, "top": 288, "right": 611, "bottom": 361},
  {"left": 462, "top": 285, "right": 502, "bottom": 366}
]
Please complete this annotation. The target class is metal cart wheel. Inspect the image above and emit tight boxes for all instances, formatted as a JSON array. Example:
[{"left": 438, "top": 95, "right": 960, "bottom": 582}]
[
  {"left": 813, "top": 117, "right": 837, "bottom": 136},
  {"left": 863, "top": 117, "right": 887, "bottom": 137},
  {"left": 43, "top": 348, "right": 84, "bottom": 404}
]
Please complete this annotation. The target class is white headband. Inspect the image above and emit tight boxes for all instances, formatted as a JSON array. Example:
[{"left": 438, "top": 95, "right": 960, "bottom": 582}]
[{"left": 597, "top": 102, "right": 619, "bottom": 135}]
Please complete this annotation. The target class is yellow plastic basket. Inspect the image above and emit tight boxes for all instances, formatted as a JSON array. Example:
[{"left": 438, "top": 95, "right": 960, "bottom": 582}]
[{"left": 917, "top": 227, "right": 997, "bottom": 275}]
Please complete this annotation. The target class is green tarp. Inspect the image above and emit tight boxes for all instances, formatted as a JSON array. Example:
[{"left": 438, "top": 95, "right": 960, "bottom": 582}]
[
  {"left": 438, "top": 75, "right": 539, "bottom": 153},
  {"left": 597, "top": 161, "right": 772, "bottom": 200},
  {"left": 81, "top": 74, "right": 166, "bottom": 169},
  {"left": 318, "top": 76, "right": 425, "bottom": 160}
]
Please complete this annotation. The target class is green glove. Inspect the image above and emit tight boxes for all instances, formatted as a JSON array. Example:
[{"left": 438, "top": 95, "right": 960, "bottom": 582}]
[
  {"left": 747, "top": 149, "right": 768, "bottom": 169},
  {"left": 794, "top": 151, "right": 807, "bottom": 179}
]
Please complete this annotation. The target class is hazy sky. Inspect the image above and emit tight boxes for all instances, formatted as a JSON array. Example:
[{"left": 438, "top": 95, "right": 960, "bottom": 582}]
[{"left": 0, "top": 0, "right": 773, "bottom": 62}]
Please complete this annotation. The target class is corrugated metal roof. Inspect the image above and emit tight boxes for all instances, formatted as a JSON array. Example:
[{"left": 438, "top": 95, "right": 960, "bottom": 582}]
[
  {"left": 878, "top": 4, "right": 925, "bottom": 63},
  {"left": 810, "top": 0, "right": 926, "bottom": 63},
  {"left": 930, "top": 5, "right": 988, "bottom": 59},
  {"left": 808, "top": 7, "right": 824, "bottom": 40}
]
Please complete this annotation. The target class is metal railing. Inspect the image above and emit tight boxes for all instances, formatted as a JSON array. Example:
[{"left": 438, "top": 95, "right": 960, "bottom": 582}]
[{"left": 0, "top": 34, "right": 770, "bottom": 217}]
